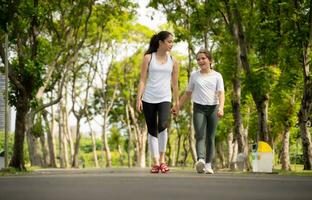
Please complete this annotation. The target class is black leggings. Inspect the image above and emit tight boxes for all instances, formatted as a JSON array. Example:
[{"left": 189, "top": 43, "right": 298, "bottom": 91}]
[{"left": 142, "top": 101, "right": 171, "bottom": 137}]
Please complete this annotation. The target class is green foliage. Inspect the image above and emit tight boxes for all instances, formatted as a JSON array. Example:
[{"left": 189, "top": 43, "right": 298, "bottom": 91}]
[
  {"left": 0, "top": 132, "right": 14, "bottom": 157},
  {"left": 109, "top": 125, "right": 126, "bottom": 151},
  {"left": 214, "top": 36, "right": 237, "bottom": 82},
  {"left": 244, "top": 63, "right": 281, "bottom": 104},
  {"left": 251, "top": 0, "right": 281, "bottom": 65},
  {"left": 80, "top": 136, "right": 102, "bottom": 154}
]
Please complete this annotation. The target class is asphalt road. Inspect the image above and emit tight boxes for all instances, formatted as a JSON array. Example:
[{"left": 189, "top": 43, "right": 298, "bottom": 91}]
[{"left": 0, "top": 168, "right": 311, "bottom": 200}]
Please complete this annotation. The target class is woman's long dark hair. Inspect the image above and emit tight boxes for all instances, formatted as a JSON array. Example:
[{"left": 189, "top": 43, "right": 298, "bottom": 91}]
[{"left": 145, "top": 31, "right": 172, "bottom": 55}]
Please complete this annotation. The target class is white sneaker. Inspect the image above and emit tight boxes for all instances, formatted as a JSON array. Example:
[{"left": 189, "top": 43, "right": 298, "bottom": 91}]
[
  {"left": 195, "top": 159, "right": 205, "bottom": 173},
  {"left": 204, "top": 163, "right": 214, "bottom": 174}
]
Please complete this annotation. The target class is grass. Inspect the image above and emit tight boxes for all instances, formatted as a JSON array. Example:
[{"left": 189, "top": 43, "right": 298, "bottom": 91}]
[
  {"left": 0, "top": 167, "right": 31, "bottom": 176},
  {"left": 273, "top": 164, "right": 312, "bottom": 176}
]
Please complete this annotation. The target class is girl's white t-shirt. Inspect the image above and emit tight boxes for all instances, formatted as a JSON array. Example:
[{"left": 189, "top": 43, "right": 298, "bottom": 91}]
[
  {"left": 187, "top": 70, "right": 224, "bottom": 105},
  {"left": 142, "top": 53, "right": 173, "bottom": 103}
]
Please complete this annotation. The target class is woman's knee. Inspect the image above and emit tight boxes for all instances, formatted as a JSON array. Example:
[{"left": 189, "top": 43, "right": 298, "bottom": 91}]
[
  {"left": 148, "top": 128, "right": 158, "bottom": 137},
  {"left": 158, "top": 122, "right": 168, "bottom": 133}
]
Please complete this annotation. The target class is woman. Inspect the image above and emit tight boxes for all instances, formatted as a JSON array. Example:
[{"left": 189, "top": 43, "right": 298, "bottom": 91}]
[
  {"left": 173, "top": 48, "right": 224, "bottom": 174},
  {"left": 136, "top": 31, "right": 179, "bottom": 173}
]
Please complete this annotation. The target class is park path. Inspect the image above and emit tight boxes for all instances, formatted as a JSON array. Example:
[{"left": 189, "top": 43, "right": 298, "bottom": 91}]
[{"left": 0, "top": 168, "right": 311, "bottom": 200}]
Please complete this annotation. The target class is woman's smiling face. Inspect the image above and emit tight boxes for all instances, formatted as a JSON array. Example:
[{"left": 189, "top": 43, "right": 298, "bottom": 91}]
[{"left": 159, "top": 34, "right": 173, "bottom": 51}]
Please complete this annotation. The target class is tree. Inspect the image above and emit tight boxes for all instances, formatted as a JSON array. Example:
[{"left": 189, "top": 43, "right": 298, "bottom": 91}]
[
  {"left": 0, "top": 0, "right": 61, "bottom": 169},
  {"left": 292, "top": 0, "right": 312, "bottom": 170}
]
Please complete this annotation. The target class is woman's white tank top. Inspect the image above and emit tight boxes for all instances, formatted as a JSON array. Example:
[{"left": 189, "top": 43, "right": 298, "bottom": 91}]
[{"left": 142, "top": 52, "right": 173, "bottom": 103}]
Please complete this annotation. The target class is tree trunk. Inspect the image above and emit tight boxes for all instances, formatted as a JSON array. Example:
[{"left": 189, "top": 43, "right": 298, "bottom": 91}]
[
  {"left": 133, "top": 127, "right": 140, "bottom": 166},
  {"left": 129, "top": 104, "right": 147, "bottom": 167},
  {"left": 227, "top": 129, "right": 235, "bottom": 168},
  {"left": 167, "top": 131, "right": 172, "bottom": 166},
  {"left": 72, "top": 120, "right": 81, "bottom": 168},
  {"left": 139, "top": 127, "right": 147, "bottom": 167},
  {"left": 297, "top": 10, "right": 312, "bottom": 169},
  {"left": 298, "top": 111, "right": 312, "bottom": 170},
  {"left": 62, "top": 129, "right": 69, "bottom": 168},
  {"left": 102, "top": 118, "right": 112, "bottom": 168},
  {"left": 255, "top": 99, "right": 269, "bottom": 142},
  {"left": 132, "top": 126, "right": 147, "bottom": 167},
  {"left": 170, "top": 136, "right": 176, "bottom": 167},
  {"left": 60, "top": 102, "right": 70, "bottom": 168},
  {"left": 216, "top": 141, "right": 226, "bottom": 168},
  {"left": 230, "top": 140, "right": 238, "bottom": 170},
  {"left": 24, "top": 107, "right": 43, "bottom": 167},
  {"left": 40, "top": 134, "right": 49, "bottom": 167},
  {"left": 62, "top": 91, "right": 74, "bottom": 163},
  {"left": 243, "top": 108, "right": 251, "bottom": 171},
  {"left": 9, "top": 99, "right": 29, "bottom": 170},
  {"left": 59, "top": 99, "right": 69, "bottom": 168},
  {"left": 125, "top": 104, "right": 132, "bottom": 167},
  {"left": 182, "top": 136, "right": 189, "bottom": 166},
  {"left": 100, "top": 85, "right": 118, "bottom": 168},
  {"left": 58, "top": 112, "right": 65, "bottom": 168},
  {"left": 90, "top": 130, "right": 99, "bottom": 168},
  {"left": 188, "top": 121, "right": 197, "bottom": 163},
  {"left": 117, "top": 144, "right": 124, "bottom": 166},
  {"left": 26, "top": 132, "right": 42, "bottom": 166},
  {"left": 231, "top": 51, "right": 247, "bottom": 154},
  {"left": 280, "top": 126, "right": 291, "bottom": 170},
  {"left": 65, "top": 126, "right": 74, "bottom": 166},
  {"left": 43, "top": 109, "right": 57, "bottom": 167},
  {"left": 175, "top": 134, "right": 182, "bottom": 166}
]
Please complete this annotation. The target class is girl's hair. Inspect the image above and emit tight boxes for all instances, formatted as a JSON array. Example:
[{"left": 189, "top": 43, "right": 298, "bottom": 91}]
[
  {"left": 145, "top": 31, "right": 172, "bottom": 55},
  {"left": 196, "top": 48, "right": 212, "bottom": 61}
]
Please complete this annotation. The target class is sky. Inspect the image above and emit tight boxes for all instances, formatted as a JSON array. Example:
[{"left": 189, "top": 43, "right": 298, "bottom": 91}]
[{"left": 134, "top": 0, "right": 167, "bottom": 31}]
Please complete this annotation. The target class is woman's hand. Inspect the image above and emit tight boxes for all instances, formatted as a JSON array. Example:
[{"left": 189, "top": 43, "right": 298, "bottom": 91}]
[{"left": 136, "top": 99, "right": 142, "bottom": 112}]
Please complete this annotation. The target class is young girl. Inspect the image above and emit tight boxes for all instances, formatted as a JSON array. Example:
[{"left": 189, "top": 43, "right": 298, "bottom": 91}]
[
  {"left": 173, "top": 49, "right": 224, "bottom": 174},
  {"left": 136, "top": 31, "right": 179, "bottom": 173}
]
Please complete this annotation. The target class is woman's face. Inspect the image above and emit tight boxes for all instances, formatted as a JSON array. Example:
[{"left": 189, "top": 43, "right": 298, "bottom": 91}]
[
  {"left": 159, "top": 35, "right": 174, "bottom": 51},
  {"left": 196, "top": 53, "right": 211, "bottom": 70}
]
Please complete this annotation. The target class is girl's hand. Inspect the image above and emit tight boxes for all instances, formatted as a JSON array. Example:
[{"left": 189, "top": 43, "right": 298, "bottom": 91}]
[{"left": 217, "top": 108, "right": 224, "bottom": 118}]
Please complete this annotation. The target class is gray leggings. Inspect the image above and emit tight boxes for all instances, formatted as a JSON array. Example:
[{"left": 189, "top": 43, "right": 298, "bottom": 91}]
[{"left": 193, "top": 103, "right": 218, "bottom": 163}]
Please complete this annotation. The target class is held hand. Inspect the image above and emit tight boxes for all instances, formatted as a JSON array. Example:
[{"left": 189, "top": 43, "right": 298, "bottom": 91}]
[{"left": 171, "top": 105, "right": 179, "bottom": 117}]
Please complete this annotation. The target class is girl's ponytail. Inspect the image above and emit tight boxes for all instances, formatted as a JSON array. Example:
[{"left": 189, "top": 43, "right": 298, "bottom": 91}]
[{"left": 145, "top": 34, "right": 159, "bottom": 55}]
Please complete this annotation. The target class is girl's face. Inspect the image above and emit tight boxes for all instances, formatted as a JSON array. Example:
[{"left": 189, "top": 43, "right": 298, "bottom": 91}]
[
  {"left": 196, "top": 53, "right": 211, "bottom": 70},
  {"left": 159, "top": 35, "right": 174, "bottom": 51}
]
